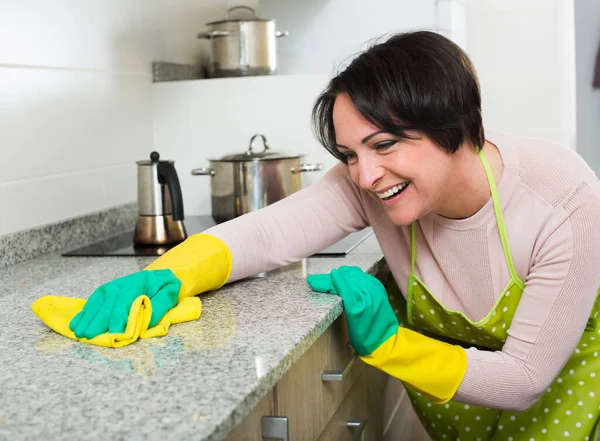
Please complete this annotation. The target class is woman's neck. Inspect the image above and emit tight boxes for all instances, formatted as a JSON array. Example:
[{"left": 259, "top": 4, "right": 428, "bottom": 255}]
[{"left": 436, "top": 140, "right": 504, "bottom": 220}]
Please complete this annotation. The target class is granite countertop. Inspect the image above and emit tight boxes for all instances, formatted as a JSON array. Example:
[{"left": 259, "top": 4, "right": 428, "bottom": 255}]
[{"left": 0, "top": 236, "right": 384, "bottom": 441}]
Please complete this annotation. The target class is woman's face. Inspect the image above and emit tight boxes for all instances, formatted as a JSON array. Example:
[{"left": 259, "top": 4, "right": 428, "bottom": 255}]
[{"left": 332, "top": 93, "right": 459, "bottom": 226}]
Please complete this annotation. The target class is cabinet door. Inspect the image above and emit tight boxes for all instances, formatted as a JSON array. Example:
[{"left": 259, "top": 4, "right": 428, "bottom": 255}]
[
  {"left": 363, "top": 366, "right": 386, "bottom": 441},
  {"left": 274, "top": 313, "right": 365, "bottom": 440},
  {"left": 224, "top": 390, "right": 274, "bottom": 441},
  {"left": 383, "top": 377, "right": 432, "bottom": 441}
]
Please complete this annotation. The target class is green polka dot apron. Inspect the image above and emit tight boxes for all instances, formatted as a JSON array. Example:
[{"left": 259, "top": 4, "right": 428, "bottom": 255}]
[{"left": 387, "top": 149, "right": 600, "bottom": 441}]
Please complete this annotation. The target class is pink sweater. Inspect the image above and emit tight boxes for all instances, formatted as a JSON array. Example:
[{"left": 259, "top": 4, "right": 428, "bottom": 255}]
[{"left": 205, "top": 133, "right": 600, "bottom": 410}]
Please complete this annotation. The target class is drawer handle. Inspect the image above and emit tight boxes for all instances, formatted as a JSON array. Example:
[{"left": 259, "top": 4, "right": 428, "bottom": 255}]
[
  {"left": 262, "top": 416, "right": 288, "bottom": 441},
  {"left": 321, "top": 351, "right": 358, "bottom": 381},
  {"left": 347, "top": 419, "right": 368, "bottom": 441}
]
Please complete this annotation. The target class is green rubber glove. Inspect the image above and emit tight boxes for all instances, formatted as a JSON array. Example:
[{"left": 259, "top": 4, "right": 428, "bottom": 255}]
[
  {"left": 306, "top": 266, "right": 398, "bottom": 356},
  {"left": 69, "top": 269, "right": 181, "bottom": 340}
]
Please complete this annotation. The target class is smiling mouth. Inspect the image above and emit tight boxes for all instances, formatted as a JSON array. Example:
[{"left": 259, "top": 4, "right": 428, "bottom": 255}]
[{"left": 376, "top": 182, "right": 410, "bottom": 200}]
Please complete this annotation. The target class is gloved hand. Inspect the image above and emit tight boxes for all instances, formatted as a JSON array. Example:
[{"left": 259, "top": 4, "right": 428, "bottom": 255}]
[
  {"left": 307, "top": 266, "right": 467, "bottom": 404},
  {"left": 69, "top": 269, "right": 181, "bottom": 340},
  {"left": 33, "top": 233, "right": 232, "bottom": 348},
  {"left": 32, "top": 295, "right": 201, "bottom": 348},
  {"left": 306, "top": 266, "right": 398, "bottom": 355}
]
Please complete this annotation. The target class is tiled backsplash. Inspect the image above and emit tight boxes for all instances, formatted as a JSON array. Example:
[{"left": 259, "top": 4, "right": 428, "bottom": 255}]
[{"left": 0, "top": 0, "right": 257, "bottom": 237}]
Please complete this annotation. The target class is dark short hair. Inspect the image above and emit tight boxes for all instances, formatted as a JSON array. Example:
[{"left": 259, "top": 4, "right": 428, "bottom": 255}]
[{"left": 312, "top": 31, "right": 484, "bottom": 163}]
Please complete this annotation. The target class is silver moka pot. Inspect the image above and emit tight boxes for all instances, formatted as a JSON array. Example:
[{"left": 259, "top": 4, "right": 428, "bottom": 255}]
[{"left": 133, "top": 151, "right": 187, "bottom": 246}]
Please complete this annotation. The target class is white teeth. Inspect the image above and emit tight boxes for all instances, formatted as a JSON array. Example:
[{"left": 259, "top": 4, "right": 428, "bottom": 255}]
[{"left": 376, "top": 182, "right": 409, "bottom": 199}]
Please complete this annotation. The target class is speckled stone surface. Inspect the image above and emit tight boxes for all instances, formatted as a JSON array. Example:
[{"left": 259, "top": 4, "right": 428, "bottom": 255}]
[
  {"left": 0, "top": 203, "right": 136, "bottom": 268},
  {"left": 152, "top": 61, "right": 204, "bottom": 82},
  {"left": 0, "top": 235, "right": 384, "bottom": 441}
]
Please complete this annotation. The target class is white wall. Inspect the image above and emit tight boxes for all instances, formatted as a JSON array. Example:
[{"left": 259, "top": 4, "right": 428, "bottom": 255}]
[
  {"left": 574, "top": 0, "right": 600, "bottom": 173},
  {"left": 436, "top": 0, "right": 467, "bottom": 51},
  {"left": 259, "top": 0, "right": 438, "bottom": 75},
  {"left": 0, "top": 0, "right": 256, "bottom": 236},
  {"left": 465, "top": 0, "right": 576, "bottom": 149}
]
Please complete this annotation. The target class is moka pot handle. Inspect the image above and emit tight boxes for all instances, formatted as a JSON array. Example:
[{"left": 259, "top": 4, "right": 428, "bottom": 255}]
[{"left": 157, "top": 160, "right": 185, "bottom": 221}]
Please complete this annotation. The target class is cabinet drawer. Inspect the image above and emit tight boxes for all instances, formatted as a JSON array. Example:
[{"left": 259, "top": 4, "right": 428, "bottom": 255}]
[
  {"left": 317, "top": 365, "right": 385, "bottom": 441},
  {"left": 274, "top": 313, "right": 364, "bottom": 440},
  {"left": 317, "top": 368, "right": 368, "bottom": 441}
]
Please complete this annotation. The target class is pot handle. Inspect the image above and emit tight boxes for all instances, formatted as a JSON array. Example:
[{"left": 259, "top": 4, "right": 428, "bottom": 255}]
[
  {"left": 291, "top": 163, "right": 323, "bottom": 174},
  {"left": 191, "top": 167, "right": 216, "bottom": 176},
  {"left": 276, "top": 31, "right": 289, "bottom": 38},
  {"left": 197, "top": 30, "right": 230, "bottom": 39}
]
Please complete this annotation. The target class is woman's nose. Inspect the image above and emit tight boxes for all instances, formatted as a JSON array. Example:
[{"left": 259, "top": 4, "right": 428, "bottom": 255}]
[{"left": 356, "top": 154, "right": 384, "bottom": 190}]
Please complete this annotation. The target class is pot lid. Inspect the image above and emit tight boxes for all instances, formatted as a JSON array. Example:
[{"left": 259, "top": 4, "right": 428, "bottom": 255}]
[
  {"left": 216, "top": 134, "right": 302, "bottom": 162},
  {"left": 206, "top": 5, "right": 271, "bottom": 25}
]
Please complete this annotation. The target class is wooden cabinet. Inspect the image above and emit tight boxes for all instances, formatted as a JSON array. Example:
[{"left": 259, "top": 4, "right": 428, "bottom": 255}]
[
  {"left": 317, "top": 365, "right": 386, "bottom": 441},
  {"left": 224, "top": 313, "right": 429, "bottom": 441},
  {"left": 225, "top": 390, "right": 275, "bottom": 441},
  {"left": 274, "top": 313, "right": 364, "bottom": 440}
]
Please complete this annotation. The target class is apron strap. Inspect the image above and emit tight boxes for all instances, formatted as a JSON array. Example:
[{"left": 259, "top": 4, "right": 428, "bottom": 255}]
[
  {"left": 478, "top": 148, "right": 525, "bottom": 289},
  {"left": 411, "top": 222, "right": 417, "bottom": 274}
]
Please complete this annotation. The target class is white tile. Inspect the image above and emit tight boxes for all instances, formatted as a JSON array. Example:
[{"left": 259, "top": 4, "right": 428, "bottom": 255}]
[
  {"left": 0, "top": 67, "right": 153, "bottom": 184},
  {"left": 102, "top": 164, "right": 137, "bottom": 208},
  {"left": 98, "top": 73, "right": 154, "bottom": 167},
  {"left": 437, "top": 0, "right": 466, "bottom": 40},
  {"left": 0, "top": 0, "right": 96, "bottom": 68},
  {"left": 450, "top": 1, "right": 466, "bottom": 36},
  {"left": 0, "top": 186, "right": 6, "bottom": 236},
  {"left": 481, "top": 0, "right": 553, "bottom": 11},
  {"left": 0, "top": 170, "right": 105, "bottom": 235},
  {"left": 151, "top": 81, "right": 191, "bottom": 159},
  {"left": 437, "top": 0, "right": 453, "bottom": 33},
  {"left": 93, "top": 0, "right": 147, "bottom": 73},
  {"left": 140, "top": 0, "right": 215, "bottom": 66}
]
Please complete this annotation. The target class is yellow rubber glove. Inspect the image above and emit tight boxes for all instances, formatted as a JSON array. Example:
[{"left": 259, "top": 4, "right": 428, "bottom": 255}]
[
  {"left": 32, "top": 233, "right": 232, "bottom": 348},
  {"left": 361, "top": 327, "right": 467, "bottom": 404},
  {"left": 144, "top": 233, "right": 232, "bottom": 298}
]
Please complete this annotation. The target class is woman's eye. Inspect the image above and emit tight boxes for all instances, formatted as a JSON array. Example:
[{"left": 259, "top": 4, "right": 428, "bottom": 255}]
[
  {"left": 343, "top": 152, "right": 357, "bottom": 163},
  {"left": 375, "top": 141, "right": 397, "bottom": 150}
]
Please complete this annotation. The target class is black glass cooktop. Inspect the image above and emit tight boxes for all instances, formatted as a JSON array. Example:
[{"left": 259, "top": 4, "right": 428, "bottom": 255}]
[{"left": 62, "top": 215, "right": 374, "bottom": 258}]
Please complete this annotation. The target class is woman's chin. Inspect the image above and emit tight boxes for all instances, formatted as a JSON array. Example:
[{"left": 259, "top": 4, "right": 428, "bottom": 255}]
[{"left": 384, "top": 208, "right": 419, "bottom": 227}]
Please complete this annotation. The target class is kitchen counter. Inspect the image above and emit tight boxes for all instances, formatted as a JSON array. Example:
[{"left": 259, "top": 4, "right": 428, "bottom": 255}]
[{"left": 0, "top": 235, "right": 384, "bottom": 441}]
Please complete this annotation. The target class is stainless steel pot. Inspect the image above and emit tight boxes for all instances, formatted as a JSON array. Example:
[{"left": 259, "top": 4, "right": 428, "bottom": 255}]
[
  {"left": 191, "top": 134, "right": 322, "bottom": 222},
  {"left": 197, "top": 6, "right": 288, "bottom": 78}
]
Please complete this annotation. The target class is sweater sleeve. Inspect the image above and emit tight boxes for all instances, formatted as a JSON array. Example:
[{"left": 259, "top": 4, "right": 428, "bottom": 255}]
[
  {"left": 203, "top": 163, "right": 370, "bottom": 282},
  {"left": 453, "top": 184, "right": 600, "bottom": 412}
]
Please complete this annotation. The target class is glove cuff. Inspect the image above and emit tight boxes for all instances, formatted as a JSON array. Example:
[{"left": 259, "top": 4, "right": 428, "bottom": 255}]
[
  {"left": 144, "top": 233, "right": 233, "bottom": 298},
  {"left": 360, "top": 327, "right": 467, "bottom": 404}
]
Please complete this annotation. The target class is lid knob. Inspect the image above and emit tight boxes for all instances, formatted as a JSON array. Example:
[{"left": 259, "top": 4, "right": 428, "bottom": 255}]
[
  {"left": 150, "top": 151, "right": 160, "bottom": 162},
  {"left": 247, "top": 134, "right": 269, "bottom": 155}
]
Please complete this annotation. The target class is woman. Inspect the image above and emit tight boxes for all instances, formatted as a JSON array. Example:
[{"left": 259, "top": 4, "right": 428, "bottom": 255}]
[{"left": 39, "top": 31, "right": 600, "bottom": 440}]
